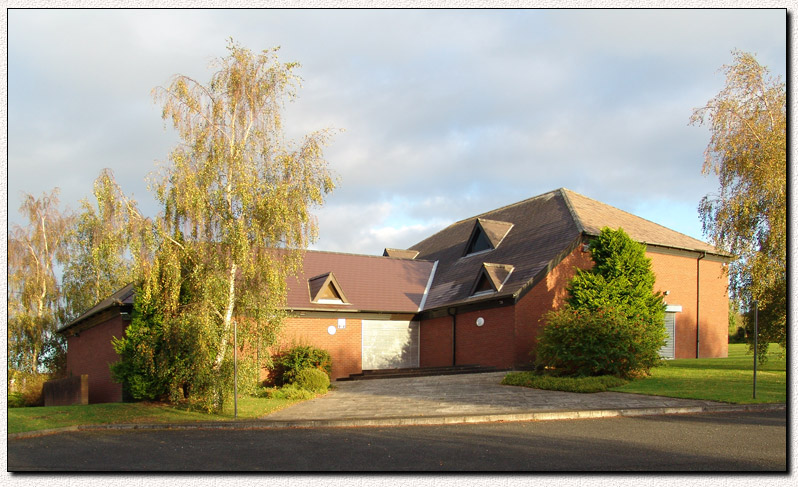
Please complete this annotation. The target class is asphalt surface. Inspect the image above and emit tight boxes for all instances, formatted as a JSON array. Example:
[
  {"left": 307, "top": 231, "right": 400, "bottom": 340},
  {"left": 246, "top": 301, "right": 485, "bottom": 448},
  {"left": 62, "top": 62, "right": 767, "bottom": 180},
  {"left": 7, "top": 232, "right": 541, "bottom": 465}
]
[
  {"left": 7, "top": 409, "right": 787, "bottom": 471},
  {"left": 7, "top": 371, "right": 788, "bottom": 472},
  {"left": 9, "top": 371, "right": 785, "bottom": 438}
]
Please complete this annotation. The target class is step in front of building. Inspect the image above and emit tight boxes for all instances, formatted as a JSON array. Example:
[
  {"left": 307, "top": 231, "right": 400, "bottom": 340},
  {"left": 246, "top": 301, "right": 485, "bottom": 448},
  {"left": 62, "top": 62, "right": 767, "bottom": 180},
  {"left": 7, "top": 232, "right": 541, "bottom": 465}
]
[{"left": 338, "top": 364, "right": 508, "bottom": 381}]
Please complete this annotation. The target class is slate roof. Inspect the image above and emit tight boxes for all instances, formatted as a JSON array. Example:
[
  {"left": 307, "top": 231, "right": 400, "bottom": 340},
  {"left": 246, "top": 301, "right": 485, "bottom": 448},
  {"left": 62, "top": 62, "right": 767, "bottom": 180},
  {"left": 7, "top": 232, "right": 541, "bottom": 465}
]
[
  {"left": 409, "top": 188, "right": 727, "bottom": 312},
  {"left": 284, "top": 250, "right": 436, "bottom": 313}
]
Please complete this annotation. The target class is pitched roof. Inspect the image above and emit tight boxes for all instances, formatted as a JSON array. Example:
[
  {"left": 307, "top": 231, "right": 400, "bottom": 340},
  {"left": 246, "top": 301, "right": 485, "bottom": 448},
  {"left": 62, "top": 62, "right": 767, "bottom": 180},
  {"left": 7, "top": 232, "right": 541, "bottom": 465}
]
[
  {"left": 410, "top": 189, "right": 581, "bottom": 310},
  {"left": 59, "top": 283, "right": 135, "bottom": 333},
  {"left": 285, "top": 250, "right": 436, "bottom": 313},
  {"left": 409, "top": 188, "right": 727, "bottom": 311}
]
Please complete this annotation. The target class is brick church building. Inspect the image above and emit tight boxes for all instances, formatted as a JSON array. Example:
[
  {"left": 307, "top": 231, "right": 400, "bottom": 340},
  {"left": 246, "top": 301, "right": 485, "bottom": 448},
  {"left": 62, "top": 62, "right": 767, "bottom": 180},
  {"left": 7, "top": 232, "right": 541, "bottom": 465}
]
[{"left": 59, "top": 188, "right": 731, "bottom": 403}]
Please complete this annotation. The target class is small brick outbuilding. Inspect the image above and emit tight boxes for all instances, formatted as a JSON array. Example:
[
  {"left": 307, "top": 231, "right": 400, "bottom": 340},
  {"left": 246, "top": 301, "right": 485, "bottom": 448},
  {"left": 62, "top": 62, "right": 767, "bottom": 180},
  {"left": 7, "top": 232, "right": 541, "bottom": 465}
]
[{"left": 59, "top": 188, "right": 731, "bottom": 402}]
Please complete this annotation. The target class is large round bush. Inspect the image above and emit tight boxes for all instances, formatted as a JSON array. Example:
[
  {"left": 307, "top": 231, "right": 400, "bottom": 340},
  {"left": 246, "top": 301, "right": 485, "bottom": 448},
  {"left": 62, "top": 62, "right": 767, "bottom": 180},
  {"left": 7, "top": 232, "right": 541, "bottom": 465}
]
[
  {"left": 535, "top": 306, "right": 665, "bottom": 378},
  {"left": 273, "top": 345, "right": 332, "bottom": 385},
  {"left": 294, "top": 367, "right": 330, "bottom": 393}
]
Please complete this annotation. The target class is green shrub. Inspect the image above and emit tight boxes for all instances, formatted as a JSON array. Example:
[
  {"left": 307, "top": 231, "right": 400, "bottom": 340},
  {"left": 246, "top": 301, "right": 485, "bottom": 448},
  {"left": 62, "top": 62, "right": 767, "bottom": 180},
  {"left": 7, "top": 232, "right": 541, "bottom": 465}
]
[
  {"left": 261, "top": 383, "right": 316, "bottom": 401},
  {"left": 273, "top": 345, "right": 332, "bottom": 385},
  {"left": 8, "top": 392, "right": 26, "bottom": 408},
  {"left": 535, "top": 306, "right": 665, "bottom": 378},
  {"left": 535, "top": 227, "right": 666, "bottom": 379},
  {"left": 294, "top": 367, "right": 330, "bottom": 393},
  {"left": 567, "top": 227, "right": 665, "bottom": 328},
  {"left": 502, "top": 372, "right": 628, "bottom": 393}
]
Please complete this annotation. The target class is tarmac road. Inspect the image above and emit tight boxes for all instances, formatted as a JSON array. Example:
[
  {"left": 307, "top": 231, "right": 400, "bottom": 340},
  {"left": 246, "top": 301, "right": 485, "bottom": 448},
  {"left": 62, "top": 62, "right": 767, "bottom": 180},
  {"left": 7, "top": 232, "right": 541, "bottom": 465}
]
[{"left": 8, "top": 409, "right": 787, "bottom": 472}]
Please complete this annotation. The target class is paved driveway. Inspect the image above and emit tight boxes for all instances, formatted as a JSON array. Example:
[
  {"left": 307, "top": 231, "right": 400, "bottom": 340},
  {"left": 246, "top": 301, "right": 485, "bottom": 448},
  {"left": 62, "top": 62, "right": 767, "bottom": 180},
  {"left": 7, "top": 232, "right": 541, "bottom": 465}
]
[{"left": 262, "top": 372, "right": 728, "bottom": 424}]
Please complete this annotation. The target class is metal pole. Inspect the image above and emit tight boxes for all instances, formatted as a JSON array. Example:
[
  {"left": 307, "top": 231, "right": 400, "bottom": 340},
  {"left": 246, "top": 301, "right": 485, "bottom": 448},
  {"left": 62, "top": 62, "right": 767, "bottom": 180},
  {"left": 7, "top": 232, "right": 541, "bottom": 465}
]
[
  {"left": 753, "top": 301, "right": 758, "bottom": 399},
  {"left": 234, "top": 319, "right": 238, "bottom": 419}
]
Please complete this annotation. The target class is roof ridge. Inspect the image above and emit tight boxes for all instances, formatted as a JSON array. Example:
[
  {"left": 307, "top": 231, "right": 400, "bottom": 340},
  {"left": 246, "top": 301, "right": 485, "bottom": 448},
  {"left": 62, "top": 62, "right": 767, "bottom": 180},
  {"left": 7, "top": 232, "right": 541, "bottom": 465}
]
[
  {"left": 558, "top": 188, "right": 585, "bottom": 234},
  {"left": 409, "top": 189, "right": 564, "bottom": 251},
  {"left": 455, "top": 189, "right": 562, "bottom": 224},
  {"left": 305, "top": 248, "right": 434, "bottom": 262}
]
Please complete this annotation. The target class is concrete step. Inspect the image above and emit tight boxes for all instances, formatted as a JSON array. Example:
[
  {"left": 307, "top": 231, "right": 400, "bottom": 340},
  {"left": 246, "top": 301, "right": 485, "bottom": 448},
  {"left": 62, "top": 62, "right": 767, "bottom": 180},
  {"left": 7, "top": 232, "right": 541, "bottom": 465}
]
[{"left": 338, "top": 365, "right": 507, "bottom": 381}]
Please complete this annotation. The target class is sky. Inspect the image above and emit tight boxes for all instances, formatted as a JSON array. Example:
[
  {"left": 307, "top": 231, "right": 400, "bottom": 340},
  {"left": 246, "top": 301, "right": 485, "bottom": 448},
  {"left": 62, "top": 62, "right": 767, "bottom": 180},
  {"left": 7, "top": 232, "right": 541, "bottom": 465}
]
[{"left": 6, "top": 8, "right": 788, "bottom": 256}]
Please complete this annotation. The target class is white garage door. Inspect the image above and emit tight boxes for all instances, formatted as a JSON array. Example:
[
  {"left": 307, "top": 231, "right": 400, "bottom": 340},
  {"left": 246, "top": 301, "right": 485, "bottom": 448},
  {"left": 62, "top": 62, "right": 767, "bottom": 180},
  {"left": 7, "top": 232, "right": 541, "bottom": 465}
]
[
  {"left": 362, "top": 320, "right": 419, "bottom": 370},
  {"left": 659, "top": 312, "right": 676, "bottom": 359}
]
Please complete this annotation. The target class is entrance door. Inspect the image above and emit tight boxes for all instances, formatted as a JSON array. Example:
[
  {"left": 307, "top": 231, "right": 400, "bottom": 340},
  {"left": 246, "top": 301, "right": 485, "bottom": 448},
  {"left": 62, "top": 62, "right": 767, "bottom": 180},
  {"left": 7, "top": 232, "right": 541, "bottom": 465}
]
[{"left": 362, "top": 320, "right": 419, "bottom": 370}]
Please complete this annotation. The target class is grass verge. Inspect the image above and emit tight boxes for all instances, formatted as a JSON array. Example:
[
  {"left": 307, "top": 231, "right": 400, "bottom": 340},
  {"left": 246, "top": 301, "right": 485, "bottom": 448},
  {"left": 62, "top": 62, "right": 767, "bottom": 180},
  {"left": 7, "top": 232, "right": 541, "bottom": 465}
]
[
  {"left": 609, "top": 343, "right": 786, "bottom": 404},
  {"left": 8, "top": 394, "right": 305, "bottom": 435},
  {"left": 501, "top": 344, "right": 785, "bottom": 404}
]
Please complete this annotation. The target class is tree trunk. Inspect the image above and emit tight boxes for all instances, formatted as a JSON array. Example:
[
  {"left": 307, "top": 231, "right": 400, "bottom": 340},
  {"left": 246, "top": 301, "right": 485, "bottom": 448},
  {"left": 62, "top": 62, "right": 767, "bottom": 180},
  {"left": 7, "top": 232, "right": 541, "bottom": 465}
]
[{"left": 213, "top": 262, "right": 237, "bottom": 370}]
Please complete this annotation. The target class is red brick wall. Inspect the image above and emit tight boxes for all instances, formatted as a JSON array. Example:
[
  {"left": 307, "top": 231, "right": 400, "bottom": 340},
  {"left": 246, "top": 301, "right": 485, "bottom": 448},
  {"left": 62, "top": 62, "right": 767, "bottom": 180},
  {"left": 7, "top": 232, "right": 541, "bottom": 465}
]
[
  {"left": 514, "top": 247, "right": 595, "bottom": 366},
  {"left": 65, "top": 315, "right": 127, "bottom": 404},
  {"left": 512, "top": 246, "right": 729, "bottom": 364},
  {"left": 275, "top": 316, "right": 363, "bottom": 380},
  {"left": 419, "top": 315, "right": 454, "bottom": 367},
  {"left": 648, "top": 251, "right": 729, "bottom": 358},
  {"left": 454, "top": 306, "right": 516, "bottom": 368},
  {"left": 419, "top": 307, "right": 518, "bottom": 369}
]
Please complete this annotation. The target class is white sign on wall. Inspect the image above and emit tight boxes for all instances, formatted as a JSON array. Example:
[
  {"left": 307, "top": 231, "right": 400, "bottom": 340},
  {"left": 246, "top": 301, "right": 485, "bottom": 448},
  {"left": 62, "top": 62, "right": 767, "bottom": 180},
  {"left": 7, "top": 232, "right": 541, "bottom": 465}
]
[{"left": 338, "top": 318, "right": 346, "bottom": 329}]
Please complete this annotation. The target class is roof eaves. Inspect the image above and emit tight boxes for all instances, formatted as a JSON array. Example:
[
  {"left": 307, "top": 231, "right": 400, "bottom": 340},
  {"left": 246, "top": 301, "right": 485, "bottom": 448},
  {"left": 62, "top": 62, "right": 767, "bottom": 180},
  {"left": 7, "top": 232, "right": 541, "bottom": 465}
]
[
  {"left": 421, "top": 290, "right": 517, "bottom": 316},
  {"left": 640, "top": 241, "right": 734, "bottom": 260},
  {"left": 58, "top": 283, "right": 135, "bottom": 333}
]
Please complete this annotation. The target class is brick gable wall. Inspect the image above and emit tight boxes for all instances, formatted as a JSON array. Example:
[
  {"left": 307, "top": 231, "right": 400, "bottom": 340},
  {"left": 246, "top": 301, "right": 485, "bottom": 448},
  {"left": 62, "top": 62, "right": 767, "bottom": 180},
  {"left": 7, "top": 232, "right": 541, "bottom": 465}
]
[
  {"left": 648, "top": 250, "right": 729, "bottom": 359},
  {"left": 513, "top": 246, "right": 595, "bottom": 366},
  {"left": 65, "top": 315, "right": 127, "bottom": 403}
]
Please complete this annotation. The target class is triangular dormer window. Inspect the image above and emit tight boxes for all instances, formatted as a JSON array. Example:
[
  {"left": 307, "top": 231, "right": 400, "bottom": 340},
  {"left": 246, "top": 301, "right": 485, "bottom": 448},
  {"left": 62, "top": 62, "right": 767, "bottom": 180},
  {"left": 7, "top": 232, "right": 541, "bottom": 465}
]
[
  {"left": 382, "top": 248, "right": 420, "bottom": 259},
  {"left": 463, "top": 218, "right": 513, "bottom": 256},
  {"left": 470, "top": 263, "right": 515, "bottom": 296},
  {"left": 309, "top": 272, "right": 349, "bottom": 305},
  {"left": 472, "top": 273, "right": 495, "bottom": 295}
]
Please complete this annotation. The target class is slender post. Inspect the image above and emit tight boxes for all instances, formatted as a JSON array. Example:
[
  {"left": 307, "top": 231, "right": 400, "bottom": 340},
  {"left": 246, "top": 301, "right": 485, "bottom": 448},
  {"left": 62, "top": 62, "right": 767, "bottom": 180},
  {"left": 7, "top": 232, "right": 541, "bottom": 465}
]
[
  {"left": 753, "top": 300, "right": 758, "bottom": 399},
  {"left": 234, "top": 319, "right": 238, "bottom": 419}
]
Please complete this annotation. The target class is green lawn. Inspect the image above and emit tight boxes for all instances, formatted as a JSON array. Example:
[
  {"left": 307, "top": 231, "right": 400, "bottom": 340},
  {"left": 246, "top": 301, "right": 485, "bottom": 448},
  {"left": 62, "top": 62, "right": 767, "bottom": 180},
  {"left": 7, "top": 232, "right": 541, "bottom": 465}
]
[
  {"left": 610, "top": 343, "right": 786, "bottom": 404},
  {"left": 8, "top": 395, "right": 302, "bottom": 435}
]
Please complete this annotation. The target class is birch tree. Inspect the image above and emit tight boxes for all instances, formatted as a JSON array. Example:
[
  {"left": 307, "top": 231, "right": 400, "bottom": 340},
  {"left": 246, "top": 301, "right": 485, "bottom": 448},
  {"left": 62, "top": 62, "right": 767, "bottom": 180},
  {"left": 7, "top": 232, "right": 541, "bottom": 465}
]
[
  {"left": 61, "top": 169, "right": 139, "bottom": 321},
  {"left": 690, "top": 50, "right": 786, "bottom": 358},
  {"left": 114, "top": 41, "right": 336, "bottom": 409},
  {"left": 8, "top": 189, "right": 73, "bottom": 375}
]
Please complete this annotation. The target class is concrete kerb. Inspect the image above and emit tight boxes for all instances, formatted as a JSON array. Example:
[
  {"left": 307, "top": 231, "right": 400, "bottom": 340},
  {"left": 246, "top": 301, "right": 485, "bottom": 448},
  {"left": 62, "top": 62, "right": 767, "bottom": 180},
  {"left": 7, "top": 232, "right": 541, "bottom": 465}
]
[{"left": 8, "top": 402, "right": 786, "bottom": 440}]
